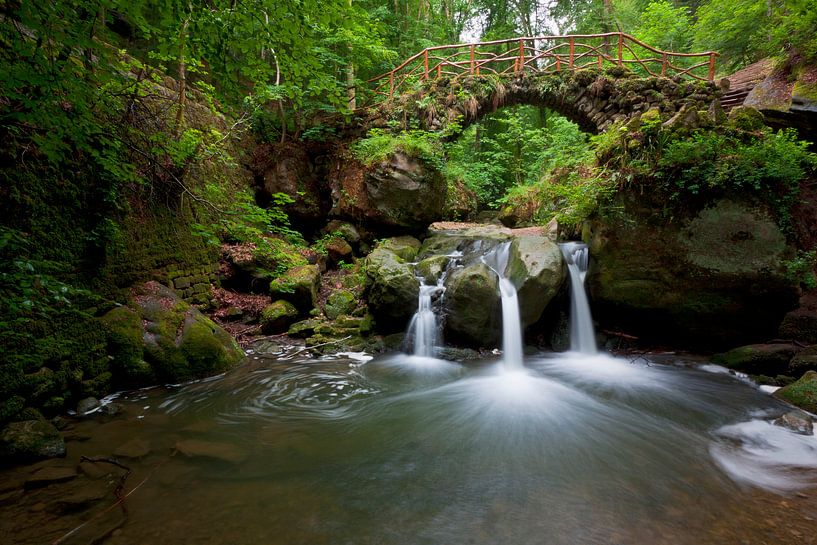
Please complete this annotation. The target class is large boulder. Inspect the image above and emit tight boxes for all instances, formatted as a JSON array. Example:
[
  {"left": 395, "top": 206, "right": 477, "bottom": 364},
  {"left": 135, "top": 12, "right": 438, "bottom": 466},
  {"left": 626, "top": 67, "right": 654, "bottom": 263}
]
[
  {"left": 711, "top": 344, "right": 798, "bottom": 375},
  {"left": 101, "top": 281, "right": 244, "bottom": 384},
  {"left": 329, "top": 152, "right": 446, "bottom": 230},
  {"left": 587, "top": 198, "right": 799, "bottom": 348},
  {"left": 260, "top": 300, "right": 299, "bottom": 334},
  {"left": 507, "top": 235, "right": 566, "bottom": 326},
  {"left": 443, "top": 262, "right": 501, "bottom": 346},
  {"left": 779, "top": 291, "right": 817, "bottom": 345},
  {"left": 365, "top": 246, "right": 419, "bottom": 331}
]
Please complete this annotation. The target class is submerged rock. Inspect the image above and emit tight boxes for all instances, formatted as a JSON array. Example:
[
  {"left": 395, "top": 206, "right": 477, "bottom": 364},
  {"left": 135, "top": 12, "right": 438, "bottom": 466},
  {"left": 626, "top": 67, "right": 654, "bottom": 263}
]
[
  {"left": 774, "top": 371, "right": 817, "bottom": 414},
  {"left": 25, "top": 467, "right": 77, "bottom": 488},
  {"left": 113, "top": 438, "right": 152, "bottom": 459},
  {"left": 773, "top": 410, "right": 814, "bottom": 436},
  {"left": 175, "top": 439, "right": 247, "bottom": 464},
  {"left": 76, "top": 397, "right": 100, "bottom": 416},
  {"left": 0, "top": 420, "right": 66, "bottom": 462}
]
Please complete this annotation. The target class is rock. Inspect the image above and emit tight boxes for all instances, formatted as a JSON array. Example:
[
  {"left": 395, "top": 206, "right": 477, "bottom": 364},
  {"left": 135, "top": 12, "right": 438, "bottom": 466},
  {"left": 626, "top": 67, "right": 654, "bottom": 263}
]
[
  {"left": 99, "top": 306, "right": 153, "bottom": 385},
  {"left": 507, "top": 236, "right": 565, "bottom": 327},
  {"left": 254, "top": 143, "right": 331, "bottom": 224},
  {"left": 712, "top": 344, "right": 798, "bottom": 375},
  {"left": 444, "top": 263, "right": 500, "bottom": 346},
  {"left": 0, "top": 420, "right": 66, "bottom": 462},
  {"left": 325, "top": 290, "right": 357, "bottom": 320},
  {"left": 662, "top": 104, "right": 700, "bottom": 131},
  {"left": 322, "top": 220, "right": 361, "bottom": 246},
  {"left": 587, "top": 197, "right": 799, "bottom": 348},
  {"left": 416, "top": 255, "right": 449, "bottom": 284},
  {"left": 365, "top": 247, "right": 419, "bottom": 331},
  {"left": 379, "top": 236, "right": 422, "bottom": 262},
  {"left": 773, "top": 410, "right": 814, "bottom": 436},
  {"left": 129, "top": 282, "right": 243, "bottom": 383},
  {"left": 325, "top": 237, "right": 353, "bottom": 265},
  {"left": 175, "top": 439, "right": 247, "bottom": 464},
  {"left": 259, "top": 300, "right": 299, "bottom": 334},
  {"left": 329, "top": 152, "right": 447, "bottom": 230},
  {"left": 113, "top": 438, "right": 151, "bottom": 459},
  {"left": 54, "top": 487, "right": 108, "bottom": 513},
  {"left": 76, "top": 397, "right": 100, "bottom": 416},
  {"left": 788, "top": 345, "right": 817, "bottom": 375},
  {"left": 269, "top": 265, "right": 321, "bottom": 311},
  {"left": 288, "top": 318, "right": 324, "bottom": 338},
  {"left": 99, "top": 403, "right": 122, "bottom": 417},
  {"left": 778, "top": 291, "right": 817, "bottom": 344},
  {"left": 774, "top": 371, "right": 817, "bottom": 414},
  {"left": 25, "top": 467, "right": 77, "bottom": 488},
  {"left": 727, "top": 105, "right": 766, "bottom": 131},
  {"left": 78, "top": 461, "right": 110, "bottom": 480},
  {"left": 437, "top": 347, "right": 482, "bottom": 361}
]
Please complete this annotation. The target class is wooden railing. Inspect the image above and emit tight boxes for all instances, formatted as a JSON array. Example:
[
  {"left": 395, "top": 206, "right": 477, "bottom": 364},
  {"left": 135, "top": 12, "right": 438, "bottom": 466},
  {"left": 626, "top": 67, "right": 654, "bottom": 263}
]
[{"left": 368, "top": 32, "right": 719, "bottom": 100}]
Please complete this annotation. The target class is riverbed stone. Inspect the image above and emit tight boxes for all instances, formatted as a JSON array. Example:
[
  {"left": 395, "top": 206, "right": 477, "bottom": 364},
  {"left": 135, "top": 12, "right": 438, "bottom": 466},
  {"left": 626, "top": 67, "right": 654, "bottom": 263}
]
[
  {"left": 712, "top": 344, "right": 798, "bottom": 375},
  {"left": 260, "top": 300, "right": 299, "bottom": 334},
  {"left": 25, "top": 467, "right": 77, "bottom": 488},
  {"left": 76, "top": 397, "right": 100, "bottom": 416},
  {"left": 773, "top": 410, "right": 814, "bottom": 436},
  {"left": 416, "top": 255, "right": 449, "bottom": 285},
  {"left": 379, "top": 236, "right": 422, "bottom": 262},
  {"left": 365, "top": 246, "right": 419, "bottom": 331},
  {"left": 325, "top": 290, "right": 357, "bottom": 320},
  {"left": 0, "top": 420, "right": 66, "bottom": 463},
  {"left": 113, "top": 438, "right": 151, "bottom": 459},
  {"left": 175, "top": 439, "right": 247, "bottom": 464},
  {"left": 774, "top": 371, "right": 817, "bottom": 414}
]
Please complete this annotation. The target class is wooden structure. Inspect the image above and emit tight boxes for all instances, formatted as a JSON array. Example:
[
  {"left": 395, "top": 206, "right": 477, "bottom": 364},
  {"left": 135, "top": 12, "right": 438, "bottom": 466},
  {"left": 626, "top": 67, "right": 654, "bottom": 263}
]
[{"left": 368, "top": 33, "right": 719, "bottom": 100}]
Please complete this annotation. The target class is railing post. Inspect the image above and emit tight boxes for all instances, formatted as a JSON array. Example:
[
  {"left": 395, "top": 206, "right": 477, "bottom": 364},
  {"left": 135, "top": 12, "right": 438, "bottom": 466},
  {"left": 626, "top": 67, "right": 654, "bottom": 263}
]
[
  {"left": 518, "top": 39, "right": 525, "bottom": 74},
  {"left": 389, "top": 72, "right": 394, "bottom": 98},
  {"left": 617, "top": 33, "right": 623, "bottom": 66},
  {"left": 708, "top": 52, "right": 716, "bottom": 80},
  {"left": 470, "top": 44, "right": 475, "bottom": 75},
  {"left": 597, "top": 54, "right": 602, "bottom": 68},
  {"left": 556, "top": 57, "right": 561, "bottom": 72},
  {"left": 661, "top": 53, "right": 667, "bottom": 76},
  {"left": 437, "top": 64, "right": 442, "bottom": 78},
  {"left": 423, "top": 50, "right": 429, "bottom": 80},
  {"left": 569, "top": 37, "right": 574, "bottom": 69}
]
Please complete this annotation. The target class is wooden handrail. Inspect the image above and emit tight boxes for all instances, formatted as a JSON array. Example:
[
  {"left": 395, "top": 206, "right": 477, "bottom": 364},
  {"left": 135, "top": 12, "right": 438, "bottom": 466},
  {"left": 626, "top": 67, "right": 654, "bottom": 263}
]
[{"left": 367, "top": 32, "right": 719, "bottom": 100}]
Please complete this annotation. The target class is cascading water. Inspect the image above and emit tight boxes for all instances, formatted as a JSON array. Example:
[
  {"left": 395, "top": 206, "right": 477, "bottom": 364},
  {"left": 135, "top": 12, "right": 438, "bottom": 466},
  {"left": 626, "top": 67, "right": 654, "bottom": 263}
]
[
  {"left": 559, "top": 242, "right": 597, "bottom": 355},
  {"left": 482, "top": 242, "right": 524, "bottom": 370},
  {"left": 404, "top": 283, "right": 442, "bottom": 357}
]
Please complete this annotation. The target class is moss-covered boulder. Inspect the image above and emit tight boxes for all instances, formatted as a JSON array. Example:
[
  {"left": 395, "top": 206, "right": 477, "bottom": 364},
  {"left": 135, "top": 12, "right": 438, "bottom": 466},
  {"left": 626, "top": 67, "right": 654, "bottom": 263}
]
[
  {"left": 269, "top": 265, "right": 321, "bottom": 311},
  {"left": 365, "top": 246, "right": 419, "bottom": 331},
  {"left": 507, "top": 236, "right": 565, "bottom": 327},
  {"left": 288, "top": 318, "right": 324, "bottom": 338},
  {"left": 444, "top": 263, "right": 500, "bottom": 346},
  {"left": 325, "top": 290, "right": 357, "bottom": 320},
  {"left": 0, "top": 420, "right": 65, "bottom": 463},
  {"left": 379, "top": 236, "right": 422, "bottom": 262},
  {"left": 134, "top": 282, "right": 243, "bottom": 383},
  {"left": 778, "top": 291, "right": 817, "bottom": 344},
  {"left": 260, "top": 300, "right": 299, "bottom": 334},
  {"left": 416, "top": 255, "right": 450, "bottom": 284},
  {"left": 774, "top": 371, "right": 817, "bottom": 414},
  {"left": 789, "top": 346, "right": 817, "bottom": 376},
  {"left": 99, "top": 306, "right": 154, "bottom": 386},
  {"left": 711, "top": 344, "right": 798, "bottom": 375},
  {"left": 587, "top": 197, "right": 799, "bottom": 348}
]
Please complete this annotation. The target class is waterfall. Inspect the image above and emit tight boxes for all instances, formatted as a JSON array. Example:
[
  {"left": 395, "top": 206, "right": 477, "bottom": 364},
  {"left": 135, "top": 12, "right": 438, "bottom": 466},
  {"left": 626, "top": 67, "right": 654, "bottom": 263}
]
[
  {"left": 405, "top": 283, "right": 441, "bottom": 357},
  {"left": 559, "top": 242, "right": 597, "bottom": 355},
  {"left": 483, "top": 242, "right": 524, "bottom": 370}
]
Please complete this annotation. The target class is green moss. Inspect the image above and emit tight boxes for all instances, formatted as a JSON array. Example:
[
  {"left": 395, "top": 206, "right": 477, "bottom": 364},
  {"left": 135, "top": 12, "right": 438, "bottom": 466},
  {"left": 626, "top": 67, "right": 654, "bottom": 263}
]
[
  {"left": 774, "top": 370, "right": 817, "bottom": 413},
  {"left": 726, "top": 106, "right": 766, "bottom": 131},
  {"left": 99, "top": 306, "right": 154, "bottom": 386},
  {"left": 179, "top": 315, "right": 243, "bottom": 377},
  {"left": 260, "top": 300, "right": 299, "bottom": 333},
  {"left": 270, "top": 264, "right": 321, "bottom": 311},
  {"left": 324, "top": 290, "right": 357, "bottom": 320}
]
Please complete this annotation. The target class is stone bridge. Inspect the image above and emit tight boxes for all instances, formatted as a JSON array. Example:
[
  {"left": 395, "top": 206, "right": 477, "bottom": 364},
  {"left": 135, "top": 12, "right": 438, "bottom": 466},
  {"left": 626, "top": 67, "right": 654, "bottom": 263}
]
[{"left": 363, "top": 33, "right": 724, "bottom": 134}]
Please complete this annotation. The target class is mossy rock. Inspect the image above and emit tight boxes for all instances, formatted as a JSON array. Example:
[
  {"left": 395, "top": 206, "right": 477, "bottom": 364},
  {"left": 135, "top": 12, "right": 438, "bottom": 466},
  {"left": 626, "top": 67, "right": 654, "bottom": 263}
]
[
  {"left": 365, "top": 247, "right": 419, "bottom": 331},
  {"left": 774, "top": 371, "right": 817, "bottom": 413},
  {"left": 507, "top": 236, "right": 565, "bottom": 327},
  {"left": 288, "top": 318, "right": 324, "bottom": 338},
  {"left": 790, "top": 346, "right": 817, "bottom": 375},
  {"left": 443, "top": 263, "right": 500, "bottom": 347},
  {"left": 178, "top": 314, "right": 244, "bottom": 377},
  {"left": 260, "top": 300, "right": 299, "bottom": 334},
  {"left": 711, "top": 344, "right": 797, "bottom": 375},
  {"left": 379, "top": 236, "right": 422, "bottom": 262},
  {"left": 0, "top": 420, "right": 66, "bottom": 463},
  {"left": 269, "top": 265, "right": 321, "bottom": 311},
  {"left": 325, "top": 290, "right": 357, "bottom": 320},
  {"left": 99, "top": 306, "right": 154, "bottom": 385},
  {"left": 727, "top": 105, "right": 766, "bottom": 131},
  {"left": 416, "top": 255, "right": 449, "bottom": 285}
]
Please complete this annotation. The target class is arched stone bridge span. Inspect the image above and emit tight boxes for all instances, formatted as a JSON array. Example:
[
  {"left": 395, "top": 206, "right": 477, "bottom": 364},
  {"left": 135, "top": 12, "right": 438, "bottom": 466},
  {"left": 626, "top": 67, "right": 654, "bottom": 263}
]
[{"left": 364, "top": 33, "right": 724, "bottom": 134}]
